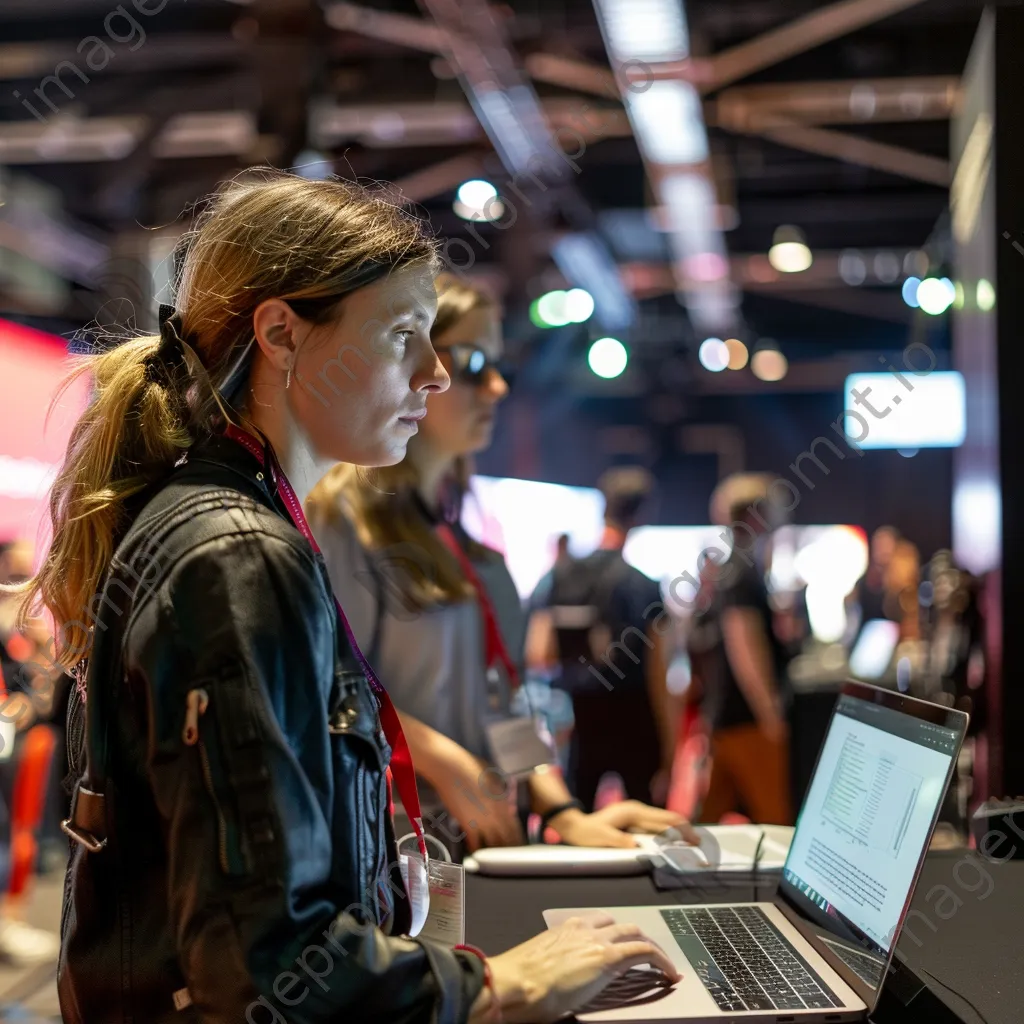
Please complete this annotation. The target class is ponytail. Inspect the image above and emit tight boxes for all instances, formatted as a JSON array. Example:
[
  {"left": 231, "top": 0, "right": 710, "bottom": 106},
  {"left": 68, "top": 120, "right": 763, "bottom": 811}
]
[{"left": 19, "top": 335, "right": 195, "bottom": 668}]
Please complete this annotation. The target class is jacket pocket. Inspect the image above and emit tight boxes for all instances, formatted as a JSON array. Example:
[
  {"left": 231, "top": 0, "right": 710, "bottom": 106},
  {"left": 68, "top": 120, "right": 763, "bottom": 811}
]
[{"left": 184, "top": 686, "right": 249, "bottom": 879}]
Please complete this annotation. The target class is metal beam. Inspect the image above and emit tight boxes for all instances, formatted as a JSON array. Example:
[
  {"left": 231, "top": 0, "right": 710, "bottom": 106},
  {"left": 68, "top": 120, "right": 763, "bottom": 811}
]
[
  {"left": 0, "top": 111, "right": 257, "bottom": 164},
  {"left": 703, "top": 0, "right": 931, "bottom": 93},
  {"left": 522, "top": 52, "right": 618, "bottom": 99},
  {"left": 738, "top": 119, "right": 952, "bottom": 186},
  {"left": 325, "top": 3, "right": 623, "bottom": 103},
  {"left": 392, "top": 153, "right": 485, "bottom": 204},
  {"left": 324, "top": 0, "right": 448, "bottom": 54},
  {"left": 0, "top": 35, "right": 245, "bottom": 81},
  {"left": 711, "top": 76, "right": 962, "bottom": 128},
  {"left": 309, "top": 98, "right": 629, "bottom": 148}
]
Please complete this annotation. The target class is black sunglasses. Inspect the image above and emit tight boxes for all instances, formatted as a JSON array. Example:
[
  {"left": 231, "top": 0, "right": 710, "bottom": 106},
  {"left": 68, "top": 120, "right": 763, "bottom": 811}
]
[{"left": 437, "top": 343, "right": 510, "bottom": 387}]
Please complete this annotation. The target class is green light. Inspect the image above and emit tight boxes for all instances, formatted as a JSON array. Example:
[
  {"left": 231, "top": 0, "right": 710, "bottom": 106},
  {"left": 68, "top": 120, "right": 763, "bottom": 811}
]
[
  {"left": 536, "top": 290, "right": 571, "bottom": 327},
  {"left": 529, "top": 299, "right": 547, "bottom": 329}
]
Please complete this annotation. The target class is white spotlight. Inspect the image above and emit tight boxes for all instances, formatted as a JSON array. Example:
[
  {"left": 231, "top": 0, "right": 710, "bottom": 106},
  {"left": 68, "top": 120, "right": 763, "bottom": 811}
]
[
  {"left": 917, "top": 277, "right": 954, "bottom": 316},
  {"left": 588, "top": 337, "right": 628, "bottom": 379},
  {"left": 454, "top": 179, "right": 504, "bottom": 222},
  {"left": 564, "top": 288, "right": 595, "bottom": 323},
  {"left": 769, "top": 225, "right": 812, "bottom": 273},
  {"left": 698, "top": 337, "right": 729, "bottom": 372}
]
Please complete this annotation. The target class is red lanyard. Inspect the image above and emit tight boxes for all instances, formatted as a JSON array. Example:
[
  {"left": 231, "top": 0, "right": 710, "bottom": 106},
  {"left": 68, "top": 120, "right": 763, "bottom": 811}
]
[
  {"left": 225, "top": 425, "right": 426, "bottom": 858},
  {"left": 435, "top": 523, "right": 521, "bottom": 691}
]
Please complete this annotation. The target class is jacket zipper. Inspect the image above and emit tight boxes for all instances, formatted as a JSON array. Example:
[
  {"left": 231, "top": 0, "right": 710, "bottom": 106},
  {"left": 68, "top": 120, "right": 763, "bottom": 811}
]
[
  {"left": 184, "top": 688, "right": 232, "bottom": 876},
  {"left": 198, "top": 742, "right": 231, "bottom": 876}
]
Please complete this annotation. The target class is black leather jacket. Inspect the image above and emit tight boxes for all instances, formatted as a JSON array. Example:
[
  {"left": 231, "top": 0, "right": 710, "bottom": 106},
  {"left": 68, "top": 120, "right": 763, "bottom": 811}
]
[{"left": 58, "top": 433, "right": 484, "bottom": 1023}]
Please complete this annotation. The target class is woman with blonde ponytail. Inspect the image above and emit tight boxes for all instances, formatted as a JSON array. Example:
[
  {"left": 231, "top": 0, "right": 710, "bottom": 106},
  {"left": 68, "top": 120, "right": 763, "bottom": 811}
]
[{"left": 21, "top": 171, "right": 678, "bottom": 1024}]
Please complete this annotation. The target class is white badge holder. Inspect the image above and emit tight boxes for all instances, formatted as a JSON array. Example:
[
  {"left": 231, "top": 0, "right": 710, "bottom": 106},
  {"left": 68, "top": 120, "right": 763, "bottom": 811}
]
[
  {"left": 397, "top": 832, "right": 466, "bottom": 947},
  {"left": 484, "top": 714, "right": 557, "bottom": 779}
]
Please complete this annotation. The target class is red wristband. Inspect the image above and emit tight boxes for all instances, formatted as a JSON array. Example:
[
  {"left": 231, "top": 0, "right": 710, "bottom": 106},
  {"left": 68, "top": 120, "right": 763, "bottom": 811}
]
[{"left": 454, "top": 943, "right": 502, "bottom": 1023}]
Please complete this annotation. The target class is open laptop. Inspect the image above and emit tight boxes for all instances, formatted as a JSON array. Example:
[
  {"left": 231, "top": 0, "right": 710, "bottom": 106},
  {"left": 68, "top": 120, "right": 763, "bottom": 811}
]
[{"left": 544, "top": 681, "right": 968, "bottom": 1021}]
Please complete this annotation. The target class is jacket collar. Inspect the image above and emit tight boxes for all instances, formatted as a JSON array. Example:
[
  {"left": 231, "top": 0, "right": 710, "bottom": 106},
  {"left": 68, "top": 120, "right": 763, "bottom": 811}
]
[{"left": 182, "top": 429, "right": 278, "bottom": 508}]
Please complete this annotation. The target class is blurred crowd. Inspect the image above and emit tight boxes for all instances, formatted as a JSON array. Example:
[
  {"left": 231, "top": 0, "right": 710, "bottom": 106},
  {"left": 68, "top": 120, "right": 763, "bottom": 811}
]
[{"left": 0, "top": 540, "right": 69, "bottom": 966}]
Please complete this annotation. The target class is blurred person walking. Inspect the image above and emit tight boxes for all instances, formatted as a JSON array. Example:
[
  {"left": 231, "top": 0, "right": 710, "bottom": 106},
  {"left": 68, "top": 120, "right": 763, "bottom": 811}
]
[
  {"left": 687, "top": 474, "right": 793, "bottom": 826},
  {"left": 9, "top": 173, "right": 679, "bottom": 1024},
  {"left": 0, "top": 541, "right": 62, "bottom": 966},
  {"left": 309, "top": 274, "right": 690, "bottom": 858},
  {"left": 529, "top": 469, "right": 678, "bottom": 812}
]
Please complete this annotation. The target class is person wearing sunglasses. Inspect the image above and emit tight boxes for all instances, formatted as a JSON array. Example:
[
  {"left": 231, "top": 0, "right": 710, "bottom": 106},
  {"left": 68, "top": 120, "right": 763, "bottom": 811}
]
[{"left": 308, "top": 274, "right": 693, "bottom": 857}]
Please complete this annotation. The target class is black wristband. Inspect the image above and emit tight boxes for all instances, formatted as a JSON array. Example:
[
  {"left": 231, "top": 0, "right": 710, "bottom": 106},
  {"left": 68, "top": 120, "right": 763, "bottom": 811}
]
[{"left": 538, "top": 799, "right": 584, "bottom": 841}]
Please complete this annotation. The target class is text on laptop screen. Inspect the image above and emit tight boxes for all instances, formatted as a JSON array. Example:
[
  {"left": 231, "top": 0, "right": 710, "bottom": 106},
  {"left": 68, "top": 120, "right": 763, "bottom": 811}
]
[{"left": 782, "top": 695, "right": 957, "bottom": 963}]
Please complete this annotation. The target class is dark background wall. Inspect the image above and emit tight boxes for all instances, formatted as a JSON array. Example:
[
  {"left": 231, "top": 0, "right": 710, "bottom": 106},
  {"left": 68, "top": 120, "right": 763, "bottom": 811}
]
[{"left": 480, "top": 389, "right": 953, "bottom": 561}]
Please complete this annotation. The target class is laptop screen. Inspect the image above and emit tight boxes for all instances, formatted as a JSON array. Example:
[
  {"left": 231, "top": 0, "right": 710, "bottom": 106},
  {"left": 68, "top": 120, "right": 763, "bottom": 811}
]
[
  {"left": 848, "top": 619, "right": 900, "bottom": 680},
  {"left": 780, "top": 689, "right": 962, "bottom": 999}
]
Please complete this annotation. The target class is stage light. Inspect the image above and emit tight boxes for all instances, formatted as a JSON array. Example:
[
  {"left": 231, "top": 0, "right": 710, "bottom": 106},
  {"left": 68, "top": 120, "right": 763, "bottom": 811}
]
[
  {"left": 902, "top": 277, "right": 921, "bottom": 307},
  {"left": 873, "top": 251, "right": 900, "bottom": 283},
  {"left": 698, "top": 337, "right": 729, "bottom": 372},
  {"left": 752, "top": 345, "right": 788, "bottom": 382},
  {"left": 839, "top": 250, "right": 867, "bottom": 286},
  {"left": 917, "top": 276, "right": 955, "bottom": 315},
  {"left": 535, "top": 290, "right": 571, "bottom": 328},
  {"left": 454, "top": 179, "right": 504, "bottom": 222},
  {"left": 588, "top": 337, "right": 628, "bottom": 378},
  {"left": 904, "top": 249, "right": 929, "bottom": 277},
  {"left": 564, "top": 288, "right": 595, "bottom": 323},
  {"left": 629, "top": 81, "right": 708, "bottom": 165},
  {"left": 977, "top": 278, "right": 995, "bottom": 311},
  {"left": 725, "top": 337, "right": 748, "bottom": 370},
  {"left": 768, "top": 225, "right": 812, "bottom": 273}
]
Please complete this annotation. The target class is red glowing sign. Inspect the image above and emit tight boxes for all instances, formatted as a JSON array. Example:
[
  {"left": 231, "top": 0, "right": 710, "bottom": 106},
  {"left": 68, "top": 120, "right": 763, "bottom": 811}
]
[{"left": 0, "top": 319, "right": 90, "bottom": 548}]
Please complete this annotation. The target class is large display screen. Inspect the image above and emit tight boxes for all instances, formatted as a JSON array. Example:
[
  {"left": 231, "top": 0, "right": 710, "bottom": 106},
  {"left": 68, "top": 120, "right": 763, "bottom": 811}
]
[
  {"left": 0, "top": 319, "right": 89, "bottom": 548},
  {"left": 842, "top": 371, "right": 967, "bottom": 449}
]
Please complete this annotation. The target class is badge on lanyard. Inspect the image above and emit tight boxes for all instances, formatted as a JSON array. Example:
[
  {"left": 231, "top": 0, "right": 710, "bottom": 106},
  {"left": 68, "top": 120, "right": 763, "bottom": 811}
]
[
  {"left": 484, "top": 715, "right": 557, "bottom": 779},
  {"left": 398, "top": 832, "right": 465, "bottom": 946}
]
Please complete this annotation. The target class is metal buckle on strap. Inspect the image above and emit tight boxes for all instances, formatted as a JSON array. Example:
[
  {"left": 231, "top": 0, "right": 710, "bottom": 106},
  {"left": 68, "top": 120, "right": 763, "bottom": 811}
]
[{"left": 61, "top": 785, "right": 108, "bottom": 853}]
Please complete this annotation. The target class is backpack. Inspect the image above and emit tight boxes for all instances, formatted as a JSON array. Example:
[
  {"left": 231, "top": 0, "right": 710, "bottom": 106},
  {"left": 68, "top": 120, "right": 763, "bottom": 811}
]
[{"left": 548, "top": 550, "right": 646, "bottom": 693}]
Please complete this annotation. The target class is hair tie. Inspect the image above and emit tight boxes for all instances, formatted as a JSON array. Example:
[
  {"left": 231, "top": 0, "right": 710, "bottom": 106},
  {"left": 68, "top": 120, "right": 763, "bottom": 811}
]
[
  {"left": 144, "top": 303, "right": 190, "bottom": 383},
  {"left": 157, "top": 303, "right": 187, "bottom": 360}
]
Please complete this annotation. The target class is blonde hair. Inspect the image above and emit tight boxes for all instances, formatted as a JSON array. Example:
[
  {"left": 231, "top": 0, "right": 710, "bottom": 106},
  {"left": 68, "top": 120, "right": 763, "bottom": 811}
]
[
  {"left": 307, "top": 273, "right": 494, "bottom": 610},
  {"left": 18, "top": 169, "right": 438, "bottom": 669}
]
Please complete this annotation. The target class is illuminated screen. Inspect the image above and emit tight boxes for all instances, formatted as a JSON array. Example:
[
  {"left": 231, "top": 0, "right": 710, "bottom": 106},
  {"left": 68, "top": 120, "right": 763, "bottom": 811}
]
[
  {"left": 465, "top": 476, "right": 867, "bottom": 630},
  {"left": 463, "top": 476, "right": 605, "bottom": 598},
  {"left": 843, "top": 371, "right": 966, "bottom": 449},
  {"left": 0, "top": 319, "right": 89, "bottom": 548}
]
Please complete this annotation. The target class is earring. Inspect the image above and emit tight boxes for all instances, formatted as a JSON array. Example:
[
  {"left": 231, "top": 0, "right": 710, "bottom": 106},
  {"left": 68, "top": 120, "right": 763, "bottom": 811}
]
[{"left": 285, "top": 366, "right": 292, "bottom": 390}]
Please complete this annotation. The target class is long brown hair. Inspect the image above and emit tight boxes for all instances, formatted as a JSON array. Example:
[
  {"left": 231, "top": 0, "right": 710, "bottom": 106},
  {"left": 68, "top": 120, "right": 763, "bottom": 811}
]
[
  {"left": 18, "top": 169, "right": 437, "bottom": 669},
  {"left": 307, "top": 273, "right": 494, "bottom": 610}
]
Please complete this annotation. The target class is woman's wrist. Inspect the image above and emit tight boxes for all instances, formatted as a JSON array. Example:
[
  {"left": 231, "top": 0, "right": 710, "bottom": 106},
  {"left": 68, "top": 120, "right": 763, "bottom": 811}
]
[
  {"left": 464, "top": 947, "right": 534, "bottom": 1024},
  {"left": 538, "top": 798, "right": 585, "bottom": 839},
  {"left": 485, "top": 951, "right": 534, "bottom": 1024}
]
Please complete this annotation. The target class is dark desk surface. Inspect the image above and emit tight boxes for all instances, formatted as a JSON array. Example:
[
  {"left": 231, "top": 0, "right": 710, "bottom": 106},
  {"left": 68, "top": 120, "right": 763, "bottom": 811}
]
[{"left": 466, "top": 851, "right": 1022, "bottom": 1024}]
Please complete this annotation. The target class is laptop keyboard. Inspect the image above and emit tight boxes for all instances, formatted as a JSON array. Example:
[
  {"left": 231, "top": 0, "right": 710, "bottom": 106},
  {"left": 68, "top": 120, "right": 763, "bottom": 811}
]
[{"left": 661, "top": 906, "right": 843, "bottom": 1013}]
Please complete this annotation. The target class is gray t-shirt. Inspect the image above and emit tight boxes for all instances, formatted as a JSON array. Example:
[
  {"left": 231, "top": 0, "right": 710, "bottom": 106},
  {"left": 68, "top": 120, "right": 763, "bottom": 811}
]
[{"left": 315, "top": 512, "right": 526, "bottom": 812}]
